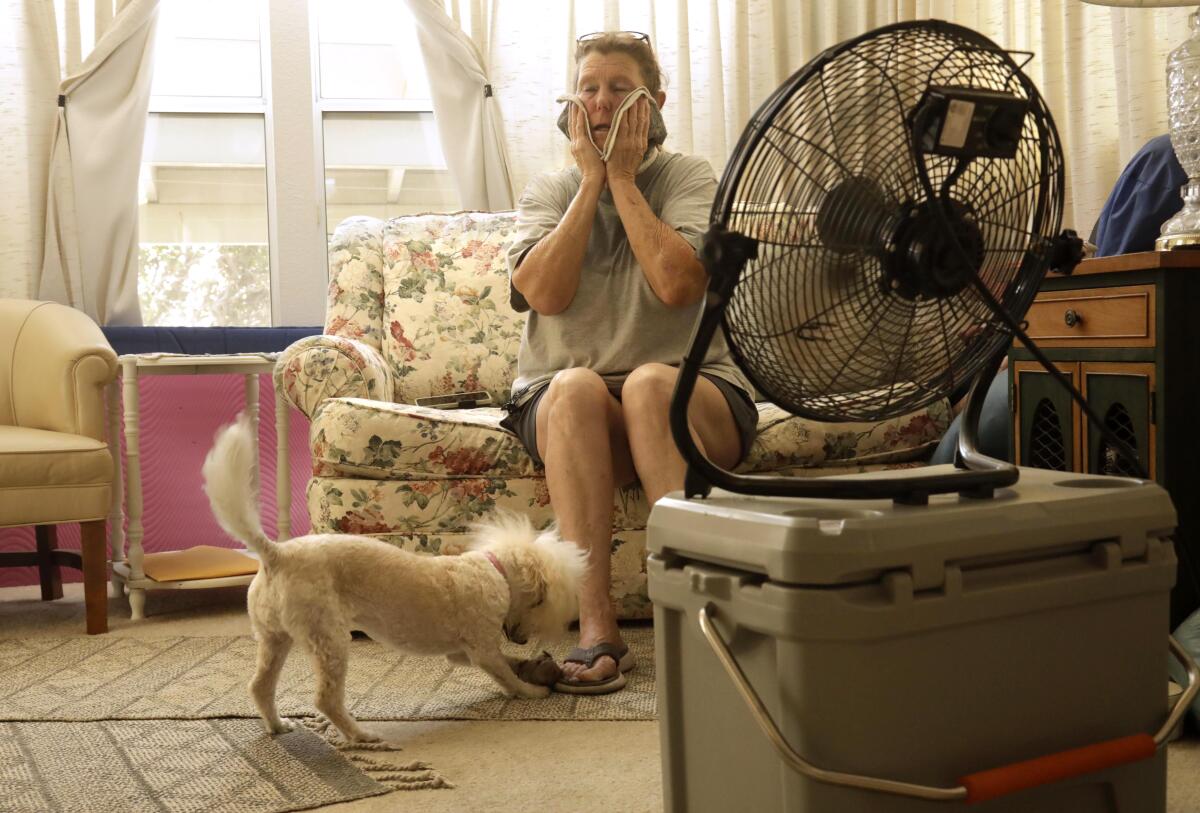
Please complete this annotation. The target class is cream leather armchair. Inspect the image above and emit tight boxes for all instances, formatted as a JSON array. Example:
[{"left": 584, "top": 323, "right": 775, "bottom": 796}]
[{"left": 0, "top": 299, "right": 118, "bottom": 633}]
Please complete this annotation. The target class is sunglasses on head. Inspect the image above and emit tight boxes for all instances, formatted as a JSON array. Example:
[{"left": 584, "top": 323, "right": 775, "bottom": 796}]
[{"left": 577, "top": 30, "right": 651, "bottom": 46}]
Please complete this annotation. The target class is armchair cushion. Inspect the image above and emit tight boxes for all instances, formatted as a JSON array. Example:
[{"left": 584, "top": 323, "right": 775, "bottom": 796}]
[
  {"left": 309, "top": 393, "right": 950, "bottom": 481},
  {"left": 377, "top": 211, "right": 523, "bottom": 405},
  {"left": 741, "top": 400, "right": 951, "bottom": 471},
  {"left": 0, "top": 426, "right": 112, "bottom": 528},
  {"left": 310, "top": 397, "right": 538, "bottom": 480},
  {"left": 0, "top": 427, "right": 111, "bottom": 488}
]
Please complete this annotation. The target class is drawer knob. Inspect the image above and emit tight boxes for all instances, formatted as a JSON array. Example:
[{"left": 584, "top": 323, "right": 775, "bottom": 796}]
[{"left": 1064, "top": 308, "right": 1081, "bottom": 327}]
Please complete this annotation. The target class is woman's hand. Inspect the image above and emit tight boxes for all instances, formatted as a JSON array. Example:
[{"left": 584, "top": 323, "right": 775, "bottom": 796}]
[
  {"left": 569, "top": 104, "right": 606, "bottom": 187},
  {"left": 606, "top": 97, "right": 650, "bottom": 185}
]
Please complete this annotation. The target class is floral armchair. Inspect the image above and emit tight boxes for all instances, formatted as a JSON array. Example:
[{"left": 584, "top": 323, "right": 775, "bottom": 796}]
[{"left": 275, "top": 211, "right": 951, "bottom": 618}]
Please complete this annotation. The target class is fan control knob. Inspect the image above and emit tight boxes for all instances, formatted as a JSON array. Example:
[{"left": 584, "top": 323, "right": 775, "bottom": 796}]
[{"left": 1064, "top": 308, "right": 1081, "bottom": 327}]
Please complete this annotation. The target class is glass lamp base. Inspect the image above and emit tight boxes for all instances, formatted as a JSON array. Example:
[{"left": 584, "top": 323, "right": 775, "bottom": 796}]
[
  {"left": 1156, "top": 233, "right": 1200, "bottom": 250},
  {"left": 1156, "top": 178, "right": 1200, "bottom": 250}
]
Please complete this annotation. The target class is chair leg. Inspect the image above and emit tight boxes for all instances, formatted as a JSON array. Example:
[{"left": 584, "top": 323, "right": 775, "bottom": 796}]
[
  {"left": 35, "top": 525, "right": 63, "bottom": 601},
  {"left": 80, "top": 520, "right": 108, "bottom": 635}
]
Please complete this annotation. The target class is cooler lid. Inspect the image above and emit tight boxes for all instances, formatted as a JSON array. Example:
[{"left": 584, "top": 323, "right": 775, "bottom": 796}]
[{"left": 646, "top": 466, "right": 1177, "bottom": 589}]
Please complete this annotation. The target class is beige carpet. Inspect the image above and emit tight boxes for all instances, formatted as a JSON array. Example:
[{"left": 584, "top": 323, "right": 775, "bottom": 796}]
[{"left": 0, "top": 632, "right": 655, "bottom": 723}]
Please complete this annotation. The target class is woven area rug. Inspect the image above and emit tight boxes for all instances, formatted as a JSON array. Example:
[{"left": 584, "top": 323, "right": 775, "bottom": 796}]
[
  {"left": 0, "top": 717, "right": 431, "bottom": 813},
  {"left": 0, "top": 627, "right": 656, "bottom": 722}
]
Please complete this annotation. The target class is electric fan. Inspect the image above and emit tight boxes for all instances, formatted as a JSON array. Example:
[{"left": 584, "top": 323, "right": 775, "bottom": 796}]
[
  {"left": 670, "top": 18, "right": 1142, "bottom": 502},
  {"left": 652, "top": 22, "right": 1198, "bottom": 812}
]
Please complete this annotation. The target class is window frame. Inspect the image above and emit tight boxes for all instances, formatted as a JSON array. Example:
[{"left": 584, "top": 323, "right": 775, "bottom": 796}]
[
  {"left": 143, "top": 0, "right": 278, "bottom": 325},
  {"left": 141, "top": 0, "right": 440, "bottom": 327}
]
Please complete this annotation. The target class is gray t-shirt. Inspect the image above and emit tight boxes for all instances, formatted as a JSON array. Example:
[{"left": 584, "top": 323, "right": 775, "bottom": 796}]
[{"left": 505, "top": 150, "right": 753, "bottom": 403}]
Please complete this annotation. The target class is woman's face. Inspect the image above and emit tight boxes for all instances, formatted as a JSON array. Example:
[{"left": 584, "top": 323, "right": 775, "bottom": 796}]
[{"left": 576, "top": 51, "right": 656, "bottom": 148}]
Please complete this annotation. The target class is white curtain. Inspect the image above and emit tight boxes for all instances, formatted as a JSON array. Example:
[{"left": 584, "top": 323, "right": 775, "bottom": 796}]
[
  {"left": 406, "top": 0, "right": 515, "bottom": 211},
  {"left": 37, "top": 0, "right": 159, "bottom": 325},
  {"left": 485, "top": 0, "right": 1189, "bottom": 236},
  {"left": 0, "top": 0, "right": 61, "bottom": 301}
]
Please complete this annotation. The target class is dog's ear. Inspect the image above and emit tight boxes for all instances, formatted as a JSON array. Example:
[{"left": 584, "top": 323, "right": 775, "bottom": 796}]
[
  {"left": 510, "top": 545, "right": 548, "bottom": 608},
  {"left": 525, "top": 559, "right": 548, "bottom": 608}
]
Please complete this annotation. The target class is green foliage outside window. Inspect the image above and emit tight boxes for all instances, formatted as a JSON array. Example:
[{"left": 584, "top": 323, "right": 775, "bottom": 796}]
[{"left": 139, "top": 244, "right": 271, "bottom": 326}]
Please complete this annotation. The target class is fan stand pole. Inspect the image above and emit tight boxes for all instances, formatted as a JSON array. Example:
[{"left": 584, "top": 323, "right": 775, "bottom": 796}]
[
  {"left": 671, "top": 226, "right": 754, "bottom": 500},
  {"left": 954, "top": 349, "right": 1013, "bottom": 500},
  {"left": 671, "top": 303, "right": 722, "bottom": 500}
]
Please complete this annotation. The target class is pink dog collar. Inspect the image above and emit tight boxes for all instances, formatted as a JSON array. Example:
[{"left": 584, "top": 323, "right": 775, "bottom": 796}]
[{"left": 482, "top": 550, "right": 507, "bottom": 578}]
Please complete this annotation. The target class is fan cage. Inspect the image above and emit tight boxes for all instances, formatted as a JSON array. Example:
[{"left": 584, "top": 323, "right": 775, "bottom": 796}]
[{"left": 712, "top": 20, "right": 1064, "bottom": 423}]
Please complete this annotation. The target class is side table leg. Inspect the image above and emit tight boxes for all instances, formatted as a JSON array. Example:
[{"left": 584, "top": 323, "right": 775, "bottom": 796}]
[
  {"left": 122, "top": 357, "right": 146, "bottom": 620},
  {"left": 246, "top": 372, "right": 261, "bottom": 476},
  {"left": 107, "top": 379, "right": 125, "bottom": 599},
  {"left": 275, "top": 387, "right": 291, "bottom": 541}
]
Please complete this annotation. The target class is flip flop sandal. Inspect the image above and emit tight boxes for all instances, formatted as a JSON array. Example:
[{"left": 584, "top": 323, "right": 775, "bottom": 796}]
[
  {"left": 564, "top": 642, "right": 636, "bottom": 673},
  {"left": 553, "top": 642, "right": 633, "bottom": 695},
  {"left": 553, "top": 669, "right": 628, "bottom": 695}
]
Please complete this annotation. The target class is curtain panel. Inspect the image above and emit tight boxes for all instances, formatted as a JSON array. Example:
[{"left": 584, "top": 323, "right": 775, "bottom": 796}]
[
  {"left": 38, "top": 0, "right": 159, "bottom": 325},
  {"left": 406, "top": 0, "right": 515, "bottom": 211},
  {"left": 482, "top": 0, "right": 1188, "bottom": 237},
  {"left": 0, "top": 0, "right": 60, "bottom": 301}
]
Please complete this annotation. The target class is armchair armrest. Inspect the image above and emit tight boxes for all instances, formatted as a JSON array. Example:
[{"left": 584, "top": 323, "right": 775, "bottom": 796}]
[
  {"left": 274, "top": 334, "right": 394, "bottom": 418},
  {"left": 1, "top": 300, "right": 117, "bottom": 441}
]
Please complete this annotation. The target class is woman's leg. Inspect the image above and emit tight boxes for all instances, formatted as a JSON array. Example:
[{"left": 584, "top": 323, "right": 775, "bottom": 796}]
[
  {"left": 621, "top": 363, "right": 741, "bottom": 507},
  {"left": 535, "top": 368, "right": 636, "bottom": 683}
]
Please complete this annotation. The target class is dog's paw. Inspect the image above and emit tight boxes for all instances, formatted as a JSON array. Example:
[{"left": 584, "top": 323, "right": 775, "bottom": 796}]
[
  {"left": 344, "top": 729, "right": 383, "bottom": 744},
  {"left": 265, "top": 718, "right": 295, "bottom": 735}
]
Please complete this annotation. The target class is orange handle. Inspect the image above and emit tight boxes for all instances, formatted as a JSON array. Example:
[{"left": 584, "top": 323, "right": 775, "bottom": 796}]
[{"left": 959, "top": 734, "right": 1156, "bottom": 804}]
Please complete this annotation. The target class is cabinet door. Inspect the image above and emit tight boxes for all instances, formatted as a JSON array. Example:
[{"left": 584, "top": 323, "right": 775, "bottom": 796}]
[
  {"left": 1081, "top": 362, "right": 1155, "bottom": 480},
  {"left": 1013, "top": 361, "right": 1080, "bottom": 472}
]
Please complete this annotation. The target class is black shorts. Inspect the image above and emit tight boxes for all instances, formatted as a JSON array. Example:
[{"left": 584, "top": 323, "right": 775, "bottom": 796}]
[{"left": 499, "top": 372, "right": 758, "bottom": 469}]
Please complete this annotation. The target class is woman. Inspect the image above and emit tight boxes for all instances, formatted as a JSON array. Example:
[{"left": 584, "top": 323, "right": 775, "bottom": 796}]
[{"left": 503, "top": 32, "right": 757, "bottom": 694}]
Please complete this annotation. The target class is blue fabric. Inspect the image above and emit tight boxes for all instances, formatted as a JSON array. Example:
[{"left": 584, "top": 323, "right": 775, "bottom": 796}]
[
  {"left": 101, "top": 326, "right": 322, "bottom": 356},
  {"left": 1091, "top": 134, "right": 1185, "bottom": 257},
  {"left": 929, "top": 370, "right": 1011, "bottom": 465}
]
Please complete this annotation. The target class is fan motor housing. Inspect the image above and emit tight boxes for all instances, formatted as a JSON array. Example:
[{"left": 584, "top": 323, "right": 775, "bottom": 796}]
[{"left": 884, "top": 199, "right": 984, "bottom": 301}]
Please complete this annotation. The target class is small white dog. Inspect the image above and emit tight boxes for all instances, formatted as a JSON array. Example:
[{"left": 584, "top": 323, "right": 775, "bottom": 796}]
[{"left": 202, "top": 414, "right": 586, "bottom": 743}]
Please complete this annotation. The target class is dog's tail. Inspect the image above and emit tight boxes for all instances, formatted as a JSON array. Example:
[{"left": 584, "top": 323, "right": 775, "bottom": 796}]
[{"left": 202, "top": 413, "right": 278, "bottom": 568}]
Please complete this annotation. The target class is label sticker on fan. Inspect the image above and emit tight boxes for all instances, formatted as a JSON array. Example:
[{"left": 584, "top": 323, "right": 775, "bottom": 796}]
[{"left": 940, "top": 99, "right": 975, "bottom": 149}]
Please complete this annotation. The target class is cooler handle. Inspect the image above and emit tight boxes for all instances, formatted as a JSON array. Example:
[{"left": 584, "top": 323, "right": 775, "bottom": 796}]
[{"left": 697, "top": 605, "right": 1198, "bottom": 804}]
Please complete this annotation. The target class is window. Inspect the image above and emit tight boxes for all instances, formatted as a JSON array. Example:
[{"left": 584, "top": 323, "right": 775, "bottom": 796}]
[
  {"left": 315, "top": 0, "right": 459, "bottom": 231},
  {"left": 137, "top": 0, "right": 459, "bottom": 327},
  {"left": 138, "top": 0, "right": 270, "bottom": 326},
  {"left": 139, "top": 114, "right": 270, "bottom": 326}
]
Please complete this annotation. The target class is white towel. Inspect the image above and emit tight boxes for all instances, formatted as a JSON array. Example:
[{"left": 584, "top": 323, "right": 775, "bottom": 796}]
[{"left": 555, "top": 86, "right": 666, "bottom": 163}]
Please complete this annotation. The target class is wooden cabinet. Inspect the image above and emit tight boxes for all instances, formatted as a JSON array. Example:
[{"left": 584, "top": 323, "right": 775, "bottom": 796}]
[
  {"left": 1009, "top": 251, "right": 1200, "bottom": 628},
  {"left": 1013, "top": 361, "right": 1155, "bottom": 478},
  {"left": 1013, "top": 360, "right": 1079, "bottom": 472}
]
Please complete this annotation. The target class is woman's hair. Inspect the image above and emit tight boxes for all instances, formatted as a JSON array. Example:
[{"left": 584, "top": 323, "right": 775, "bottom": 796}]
[{"left": 574, "top": 33, "right": 666, "bottom": 98}]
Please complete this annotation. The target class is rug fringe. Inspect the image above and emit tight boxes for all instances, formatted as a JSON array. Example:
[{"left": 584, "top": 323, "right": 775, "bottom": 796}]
[{"left": 300, "top": 715, "right": 453, "bottom": 790}]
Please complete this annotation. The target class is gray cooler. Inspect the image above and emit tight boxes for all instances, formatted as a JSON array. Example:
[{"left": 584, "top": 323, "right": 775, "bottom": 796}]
[{"left": 647, "top": 465, "right": 1196, "bottom": 812}]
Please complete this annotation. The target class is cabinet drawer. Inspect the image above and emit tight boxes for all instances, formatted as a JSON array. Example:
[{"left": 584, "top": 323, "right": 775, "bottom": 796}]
[{"left": 1024, "top": 284, "right": 1155, "bottom": 347}]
